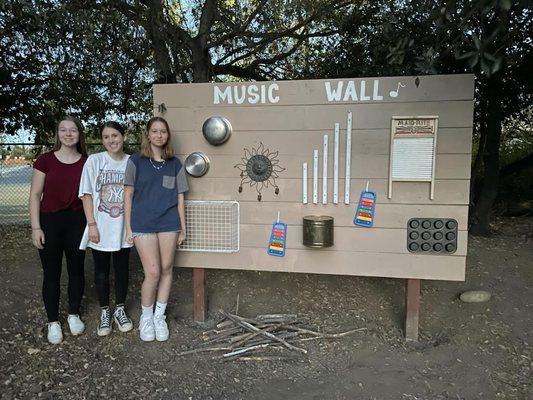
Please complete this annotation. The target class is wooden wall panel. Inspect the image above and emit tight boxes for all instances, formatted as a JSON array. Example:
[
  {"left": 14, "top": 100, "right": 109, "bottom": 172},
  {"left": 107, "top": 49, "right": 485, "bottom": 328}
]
[
  {"left": 170, "top": 128, "right": 473, "bottom": 155},
  {"left": 176, "top": 153, "right": 471, "bottom": 179},
  {"left": 236, "top": 203, "right": 469, "bottom": 229},
  {"left": 154, "top": 74, "right": 474, "bottom": 281},
  {"left": 161, "top": 101, "right": 474, "bottom": 131},
  {"left": 236, "top": 224, "right": 467, "bottom": 256},
  {"left": 186, "top": 178, "right": 470, "bottom": 205},
  {"left": 176, "top": 248, "right": 466, "bottom": 281},
  {"left": 154, "top": 74, "right": 474, "bottom": 107}
]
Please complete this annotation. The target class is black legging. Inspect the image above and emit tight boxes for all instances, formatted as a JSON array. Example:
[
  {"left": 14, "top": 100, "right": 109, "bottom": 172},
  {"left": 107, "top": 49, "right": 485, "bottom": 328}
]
[
  {"left": 92, "top": 248, "right": 130, "bottom": 308},
  {"left": 39, "top": 210, "right": 86, "bottom": 322}
]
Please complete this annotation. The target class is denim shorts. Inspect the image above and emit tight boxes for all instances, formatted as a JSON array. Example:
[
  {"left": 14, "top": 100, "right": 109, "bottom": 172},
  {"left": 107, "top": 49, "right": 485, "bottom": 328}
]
[{"left": 132, "top": 230, "right": 179, "bottom": 238}]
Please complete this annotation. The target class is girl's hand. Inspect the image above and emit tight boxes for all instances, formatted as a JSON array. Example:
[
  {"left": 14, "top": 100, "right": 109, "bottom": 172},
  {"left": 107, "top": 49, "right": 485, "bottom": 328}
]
[
  {"left": 126, "top": 228, "right": 134, "bottom": 244},
  {"left": 88, "top": 225, "right": 100, "bottom": 243},
  {"left": 32, "top": 229, "right": 45, "bottom": 249},
  {"left": 177, "top": 230, "right": 186, "bottom": 246}
]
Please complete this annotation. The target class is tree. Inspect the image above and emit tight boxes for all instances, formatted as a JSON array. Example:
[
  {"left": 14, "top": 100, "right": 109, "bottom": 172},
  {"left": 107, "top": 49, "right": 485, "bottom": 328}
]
[
  {"left": 1, "top": 0, "right": 154, "bottom": 142},
  {"left": 297, "top": 0, "right": 532, "bottom": 235},
  {"left": 101, "top": 0, "right": 354, "bottom": 83}
]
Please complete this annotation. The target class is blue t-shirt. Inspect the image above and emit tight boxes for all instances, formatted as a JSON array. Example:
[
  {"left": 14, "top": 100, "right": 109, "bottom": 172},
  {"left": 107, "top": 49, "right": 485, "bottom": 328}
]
[{"left": 124, "top": 152, "right": 189, "bottom": 233}]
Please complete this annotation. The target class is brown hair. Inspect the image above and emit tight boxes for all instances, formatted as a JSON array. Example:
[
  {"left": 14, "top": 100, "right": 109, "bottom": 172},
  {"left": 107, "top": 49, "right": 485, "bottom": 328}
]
[
  {"left": 140, "top": 116, "right": 174, "bottom": 160},
  {"left": 52, "top": 116, "right": 87, "bottom": 156}
]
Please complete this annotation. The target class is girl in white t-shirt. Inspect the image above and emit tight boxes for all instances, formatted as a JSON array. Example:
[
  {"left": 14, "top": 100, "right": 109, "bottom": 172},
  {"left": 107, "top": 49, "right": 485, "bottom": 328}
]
[{"left": 79, "top": 121, "right": 134, "bottom": 336}]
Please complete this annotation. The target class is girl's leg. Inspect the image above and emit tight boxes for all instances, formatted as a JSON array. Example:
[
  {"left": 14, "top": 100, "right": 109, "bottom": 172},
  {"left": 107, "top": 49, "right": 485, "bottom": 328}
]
[
  {"left": 64, "top": 210, "right": 86, "bottom": 315},
  {"left": 155, "top": 232, "right": 179, "bottom": 304},
  {"left": 39, "top": 213, "right": 64, "bottom": 322},
  {"left": 112, "top": 247, "right": 131, "bottom": 305},
  {"left": 134, "top": 235, "right": 161, "bottom": 307},
  {"left": 92, "top": 249, "right": 111, "bottom": 307},
  {"left": 111, "top": 248, "right": 133, "bottom": 333}
]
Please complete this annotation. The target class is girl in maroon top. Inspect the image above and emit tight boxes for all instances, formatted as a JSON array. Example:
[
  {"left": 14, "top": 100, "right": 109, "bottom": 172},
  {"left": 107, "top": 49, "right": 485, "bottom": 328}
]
[{"left": 29, "top": 116, "right": 88, "bottom": 345}]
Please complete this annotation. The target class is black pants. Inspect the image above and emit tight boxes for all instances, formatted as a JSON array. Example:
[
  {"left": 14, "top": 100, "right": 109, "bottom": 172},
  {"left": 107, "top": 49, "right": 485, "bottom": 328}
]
[
  {"left": 92, "top": 248, "right": 130, "bottom": 308},
  {"left": 39, "top": 210, "right": 86, "bottom": 322}
]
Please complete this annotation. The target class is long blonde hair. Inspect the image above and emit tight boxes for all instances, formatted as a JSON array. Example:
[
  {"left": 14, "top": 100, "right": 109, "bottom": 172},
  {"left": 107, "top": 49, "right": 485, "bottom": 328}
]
[
  {"left": 140, "top": 117, "right": 174, "bottom": 160},
  {"left": 52, "top": 116, "right": 87, "bottom": 156}
]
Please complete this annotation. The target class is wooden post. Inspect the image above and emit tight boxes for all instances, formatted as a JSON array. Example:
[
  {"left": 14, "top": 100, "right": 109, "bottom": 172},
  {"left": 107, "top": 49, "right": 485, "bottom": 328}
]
[
  {"left": 405, "top": 278, "right": 420, "bottom": 341},
  {"left": 193, "top": 268, "right": 207, "bottom": 322}
]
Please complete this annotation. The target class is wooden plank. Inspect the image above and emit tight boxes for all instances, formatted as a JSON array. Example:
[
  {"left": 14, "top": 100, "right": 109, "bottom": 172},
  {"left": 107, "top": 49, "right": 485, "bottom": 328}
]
[
  {"left": 177, "top": 153, "right": 471, "bottom": 179},
  {"left": 161, "top": 101, "right": 474, "bottom": 131},
  {"left": 405, "top": 279, "right": 420, "bottom": 341},
  {"left": 185, "top": 178, "right": 471, "bottom": 205},
  {"left": 175, "top": 248, "right": 466, "bottom": 281},
  {"left": 193, "top": 268, "right": 207, "bottom": 322},
  {"left": 170, "top": 128, "right": 473, "bottom": 156},
  {"left": 237, "top": 202, "right": 469, "bottom": 230},
  {"left": 235, "top": 224, "right": 468, "bottom": 256},
  {"left": 154, "top": 74, "right": 474, "bottom": 108}
]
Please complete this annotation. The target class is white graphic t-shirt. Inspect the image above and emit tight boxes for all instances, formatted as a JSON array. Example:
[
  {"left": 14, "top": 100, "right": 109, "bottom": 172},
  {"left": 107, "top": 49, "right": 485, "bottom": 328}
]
[{"left": 78, "top": 152, "right": 133, "bottom": 251}]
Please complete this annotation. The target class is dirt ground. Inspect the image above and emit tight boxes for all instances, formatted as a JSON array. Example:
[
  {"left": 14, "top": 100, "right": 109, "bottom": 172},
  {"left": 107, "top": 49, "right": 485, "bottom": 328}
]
[{"left": 0, "top": 217, "right": 531, "bottom": 400}]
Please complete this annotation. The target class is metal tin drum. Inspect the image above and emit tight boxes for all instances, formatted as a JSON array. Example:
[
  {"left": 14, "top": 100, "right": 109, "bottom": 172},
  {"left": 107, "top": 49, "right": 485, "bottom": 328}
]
[
  {"left": 303, "top": 216, "right": 334, "bottom": 248},
  {"left": 202, "top": 116, "right": 232, "bottom": 145},
  {"left": 185, "top": 152, "right": 210, "bottom": 177}
]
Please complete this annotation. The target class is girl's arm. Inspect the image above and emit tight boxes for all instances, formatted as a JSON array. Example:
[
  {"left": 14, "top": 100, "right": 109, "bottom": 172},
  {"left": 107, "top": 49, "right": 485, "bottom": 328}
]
[
  {"left": 124, "top": 185, "right": 134, "bottom": 244},
  {"left": 29, "top": 169, "right": 46, "bottom": 249},
  {"left": 81, "top": 194, "right": 99, "bottom": 243},
  {"left": 177, "top": 193, "right": 186, "bottom": 245}
]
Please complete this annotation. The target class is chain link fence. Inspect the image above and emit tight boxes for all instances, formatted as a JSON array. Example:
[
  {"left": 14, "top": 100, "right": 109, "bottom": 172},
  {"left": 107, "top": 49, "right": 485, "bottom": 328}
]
[{"left": 0, "top": 143, "right": 137, "bottom": 225}]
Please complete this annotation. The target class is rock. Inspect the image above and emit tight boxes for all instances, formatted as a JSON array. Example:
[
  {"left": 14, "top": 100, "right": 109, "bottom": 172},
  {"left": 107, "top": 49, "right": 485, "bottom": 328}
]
[
  {"left": 27, "top": 347, "right": 40, "bottom": 355},
  {"left": 460, "top": 290, "right": 491, "bottom": 303}
]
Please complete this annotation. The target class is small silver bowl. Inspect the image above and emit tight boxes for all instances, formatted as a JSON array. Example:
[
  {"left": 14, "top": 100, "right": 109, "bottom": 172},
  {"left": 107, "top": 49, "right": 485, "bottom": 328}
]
[
  {"left": 185, "top": 152, "right": 210, "bottom": 177},
  {"left": 202, "top": 116, "right": 232, "bottom": 145}
]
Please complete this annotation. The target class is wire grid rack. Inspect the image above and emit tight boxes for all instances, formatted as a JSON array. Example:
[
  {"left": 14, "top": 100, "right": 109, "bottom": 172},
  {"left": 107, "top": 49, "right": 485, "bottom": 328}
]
[{"left": 179, "top": 200, "right": 239, "bottom": 253}]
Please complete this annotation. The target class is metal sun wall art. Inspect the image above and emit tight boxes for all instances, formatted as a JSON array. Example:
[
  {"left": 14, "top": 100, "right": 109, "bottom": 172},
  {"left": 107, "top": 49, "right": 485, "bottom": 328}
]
[{"left": 234, "top": 142, "right": 286, "bottom": 201}]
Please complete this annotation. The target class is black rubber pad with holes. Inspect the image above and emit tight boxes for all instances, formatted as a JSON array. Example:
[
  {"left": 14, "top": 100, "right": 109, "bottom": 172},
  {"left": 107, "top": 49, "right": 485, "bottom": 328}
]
[{"left": 407, "top": 218, "right": 458, "bottom": 255}]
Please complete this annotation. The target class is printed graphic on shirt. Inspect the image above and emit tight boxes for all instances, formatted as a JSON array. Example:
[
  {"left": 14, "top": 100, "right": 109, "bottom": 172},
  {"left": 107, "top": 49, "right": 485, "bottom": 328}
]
[{"left": 96, "top": 169, "right": 125, "bottom": 218}]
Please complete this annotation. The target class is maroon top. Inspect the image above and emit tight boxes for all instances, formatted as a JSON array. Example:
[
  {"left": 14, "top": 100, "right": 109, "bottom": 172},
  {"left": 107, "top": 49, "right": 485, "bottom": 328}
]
[{"left": 33, "top": 152, "right": 87, "bottom": 213}]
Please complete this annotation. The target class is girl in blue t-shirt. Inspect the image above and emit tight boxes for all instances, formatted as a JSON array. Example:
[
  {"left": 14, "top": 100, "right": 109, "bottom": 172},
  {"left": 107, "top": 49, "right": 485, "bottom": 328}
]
[{"left": 124, "top": 117, "right": 188, "bottom": 342}]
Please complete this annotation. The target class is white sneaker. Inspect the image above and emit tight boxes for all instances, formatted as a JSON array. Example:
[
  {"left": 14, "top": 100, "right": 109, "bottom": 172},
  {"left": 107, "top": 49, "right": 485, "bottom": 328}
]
[
  {"left": 67, "top": 314, "right": 85, "bottom": 335},
  {"left": 47, "top": 321, "right": 63, "bottom": 344},
  {"left": 139, "top": 315, "right": 155, "bottom": 342},
  {"left": 97, "top": 307, "right": 112, "bottom": 337},
  {"left": 154, "top": 314, "right": 169, "bottom": 342}
]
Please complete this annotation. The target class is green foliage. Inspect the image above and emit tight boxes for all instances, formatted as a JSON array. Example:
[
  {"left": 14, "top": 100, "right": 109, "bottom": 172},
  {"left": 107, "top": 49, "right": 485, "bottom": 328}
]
[{"left": 1, "top": 0, "right": 154, "bottom": 141}]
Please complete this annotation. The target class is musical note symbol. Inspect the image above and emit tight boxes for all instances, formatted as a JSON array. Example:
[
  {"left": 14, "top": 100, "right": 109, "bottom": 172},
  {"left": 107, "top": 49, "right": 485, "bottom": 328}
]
[{"left": 389, "top": 82, "right": 406, "bottom": 98}]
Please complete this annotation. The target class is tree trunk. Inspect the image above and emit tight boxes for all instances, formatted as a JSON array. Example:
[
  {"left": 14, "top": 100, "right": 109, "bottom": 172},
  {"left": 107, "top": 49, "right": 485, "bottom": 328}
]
[
  {"left": 190, "top": 39, "right": 211, "bottom": 83},
  {"left": 470, "top": 74, "right": 503, "bottom": 236}
]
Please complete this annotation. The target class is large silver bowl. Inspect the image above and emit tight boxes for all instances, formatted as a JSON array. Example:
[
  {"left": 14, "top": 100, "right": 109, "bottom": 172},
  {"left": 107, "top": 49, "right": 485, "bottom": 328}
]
[
  {"left": 202, "top": 116, "right": 232, "bottom": 145},
  {"left": 185, "top": 152, "right": 210, "bottom": 177}
]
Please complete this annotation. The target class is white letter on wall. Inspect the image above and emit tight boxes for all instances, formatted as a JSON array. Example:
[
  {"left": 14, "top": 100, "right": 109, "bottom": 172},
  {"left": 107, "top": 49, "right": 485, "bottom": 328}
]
[
  {"left": 268, "top": 84, "right": 280, "bottom": 103},
  {"left": 214, "top": 86, "right": 232, "bottom": 104},
  {"left": 247, "top": 85, "right": 260, "bottom": 104},
  {"left": 372, "top": 79, "right": 383, "bottom": 100},
  {"left": 343, "top": 81, "right": 358, "bottom": 101},
  {"left": 325, "top": 81, "right": 344, "bottom": 102}
]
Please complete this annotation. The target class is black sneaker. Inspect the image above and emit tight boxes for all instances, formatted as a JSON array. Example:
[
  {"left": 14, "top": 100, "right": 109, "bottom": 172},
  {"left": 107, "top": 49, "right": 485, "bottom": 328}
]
[
  {"left": 97, "top": 307, "right": 111, "bottom": 336},
  {"left": 113, "top": 305, "right": 133, "bottom": 333}
]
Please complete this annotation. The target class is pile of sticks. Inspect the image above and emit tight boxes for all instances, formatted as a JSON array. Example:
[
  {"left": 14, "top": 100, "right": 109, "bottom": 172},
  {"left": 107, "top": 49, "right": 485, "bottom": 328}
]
[{"left": 178, "top": 309, "right": 365, "bottom": 361}]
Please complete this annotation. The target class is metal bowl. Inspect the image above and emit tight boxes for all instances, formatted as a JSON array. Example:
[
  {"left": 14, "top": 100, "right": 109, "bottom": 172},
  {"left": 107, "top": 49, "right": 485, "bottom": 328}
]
[
  {"left": 185, "top": 152, "right": 210, "bottom": 177},
  {"left": 202, "top": 116, "right": 232, "bottom": 145}
]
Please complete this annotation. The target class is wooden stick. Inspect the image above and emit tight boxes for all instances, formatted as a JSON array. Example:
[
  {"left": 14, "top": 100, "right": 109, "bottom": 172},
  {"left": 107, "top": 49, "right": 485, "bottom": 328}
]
[
  {"left": 235, "top": 293, "right": 240, "bottom": 315},
  {"left": 222, "top": 344, "right": 271, "bottom": 358},
  {"left": 222, "top": 311, "right": 307, "bottom": 354},
  {"left": 231, "top": 326, "right": 277, "bottom": 347},
  {"left": 177, "top": 347, "right": 232, "bottom": 356},
  {"left": 234, "top": 356, "right": 296, "bottom": 361},
  {"left": 280, "top": 325, "right": 366, "bottom": 338}
]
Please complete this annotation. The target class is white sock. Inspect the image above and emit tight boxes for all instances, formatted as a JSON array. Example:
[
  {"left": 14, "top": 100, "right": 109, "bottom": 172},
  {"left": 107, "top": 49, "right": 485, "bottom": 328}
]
[
  {"left": 141, "top": 304, "right": 153, "bottom": 318},
  {"left": 154, "top": 302, "right": 167, "bottom": 317}
]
